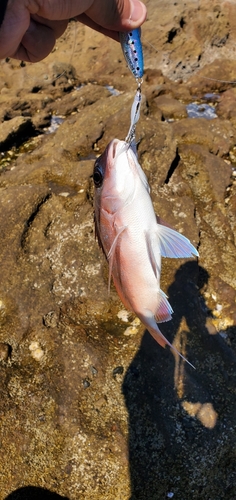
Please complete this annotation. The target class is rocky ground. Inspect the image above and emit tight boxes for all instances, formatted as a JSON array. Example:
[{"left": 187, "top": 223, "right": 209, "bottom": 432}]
[{"left": 0, "top": 0, "right": 236, "bottom": 499}]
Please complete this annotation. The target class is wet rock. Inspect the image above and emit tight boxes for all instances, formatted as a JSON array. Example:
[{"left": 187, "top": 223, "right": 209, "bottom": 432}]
[
  {"left": 171, "top": 117, "right": 236, "bottom": 157},
  {"left": 178, "top": 143, "right": 232, "bottom": 204},
  {"left": 45, "top": 84, "right": 111, "bottom": 117},
  {"left": 187, "top": 59, "right": 236, "bottom": 95},
  {"left": 216, "top": 88, "right": 236, "bottom": 120},
  {"left": 0, "top": 116, "right": 35, "bottom": 152},
  {"left": 143, "top": 0, "right": 236, "bottom": 81},
  {"left": 151, "top": 94, "right": 188, "bottom": 120}
]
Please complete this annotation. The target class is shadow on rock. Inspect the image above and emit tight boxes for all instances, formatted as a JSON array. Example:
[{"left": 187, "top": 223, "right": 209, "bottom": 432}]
[
  {"left": 123, "top": 261, "right": 236, "bottom": 500},
  {"left": 4, "top": 486, "right": 69, "bottom": 500}
]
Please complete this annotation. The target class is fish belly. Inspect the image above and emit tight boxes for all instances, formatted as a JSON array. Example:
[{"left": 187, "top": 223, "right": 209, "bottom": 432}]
[{"left": 111, "top": 221, "right": 161, "bottom": 316}]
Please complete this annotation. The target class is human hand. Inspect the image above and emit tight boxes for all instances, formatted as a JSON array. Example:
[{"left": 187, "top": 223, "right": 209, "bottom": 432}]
[{"left": 0, "top": 0, "right": 146, "bottom": 62}]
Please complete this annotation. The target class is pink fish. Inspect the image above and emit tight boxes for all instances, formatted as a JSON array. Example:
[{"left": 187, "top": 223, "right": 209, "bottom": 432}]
[{"left": 93, "top": 139, "right": 198, "bottom": 366}]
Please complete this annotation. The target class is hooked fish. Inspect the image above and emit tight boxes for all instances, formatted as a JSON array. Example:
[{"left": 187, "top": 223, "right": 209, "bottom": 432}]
[{"left": 93, "top": 139, "right": 199, "bottom": 366}]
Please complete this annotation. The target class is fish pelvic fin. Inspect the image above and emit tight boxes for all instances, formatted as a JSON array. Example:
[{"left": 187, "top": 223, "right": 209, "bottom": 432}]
[
  {"left": 147, "top": 323, "right": 195, "bottom": 369},
  {"left": 156, "top": 223, "right": 199, "bottom": 259},
  {"left": 107, "top": 225, "right": 127, "bottom": 294}
]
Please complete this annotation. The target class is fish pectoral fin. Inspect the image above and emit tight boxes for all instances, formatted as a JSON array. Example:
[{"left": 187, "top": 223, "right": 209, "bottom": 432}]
[
  {"left": 107, "top": 225, "right": 127, "bottom": 294},
  {"left": 156, "top": 224, "right": 199, "bottom": 258},
  {"left": 107, "top": 225, "right": 127, "bottom": 260},
  {"left": 154, "top": 290, "right": 173, "bottom": 323},
  {"left": 145, "top": 231, "right": 160, "bottom": 279}
]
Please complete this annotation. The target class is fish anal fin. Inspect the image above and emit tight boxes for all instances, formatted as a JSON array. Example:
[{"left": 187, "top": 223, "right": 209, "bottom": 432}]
[{"left": 155, "top": 290, "right": 173, "bottom": 323}]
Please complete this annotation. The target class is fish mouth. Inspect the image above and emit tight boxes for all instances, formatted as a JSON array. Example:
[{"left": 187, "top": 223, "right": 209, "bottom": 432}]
[
  {"left": 110, "top": 138, "right": 128, "bottom": 161},
  {"left": 112, "top": 139, "right": 118, "bottom": 159}
]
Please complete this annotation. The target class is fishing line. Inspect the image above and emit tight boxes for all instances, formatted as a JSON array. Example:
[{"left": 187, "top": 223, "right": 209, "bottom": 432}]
[
  {"left": 202, "top": 76, "right": 236, "bottom": 84},
  {"left": 51, "top": 19, "right": 78, "bottom": 85},
  {"left": 17, "top": 19, "right": 78, "bottom": 90}
]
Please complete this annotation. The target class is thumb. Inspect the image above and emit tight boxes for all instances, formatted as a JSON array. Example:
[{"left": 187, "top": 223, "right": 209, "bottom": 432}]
[{"left": 85, "top": 0, "right": 146, "bottom": 31}]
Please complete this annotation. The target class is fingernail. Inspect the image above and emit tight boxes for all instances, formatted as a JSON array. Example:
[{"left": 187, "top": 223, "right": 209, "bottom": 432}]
[{"left": 130, "top": 0, "right": 147, "bottom": 23}]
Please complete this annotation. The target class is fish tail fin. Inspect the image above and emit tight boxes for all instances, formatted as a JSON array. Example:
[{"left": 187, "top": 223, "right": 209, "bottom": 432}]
[
  {"left": 147, "top": 323, "right": 195, "bottom": 369},
  {"left": 148, "top": 323, "right": 170, "bottom": 348}
]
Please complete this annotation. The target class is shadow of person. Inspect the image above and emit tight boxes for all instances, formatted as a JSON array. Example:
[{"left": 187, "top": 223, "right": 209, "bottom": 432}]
[
  {"left": 4, "top": 486, "right": 69, "bottom": 500},
  {"left": 122, "top": 261, "right": 236, "bottom": 500}
]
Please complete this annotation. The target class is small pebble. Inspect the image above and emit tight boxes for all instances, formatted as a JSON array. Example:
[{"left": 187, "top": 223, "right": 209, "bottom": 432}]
[
  {"left": 43, "top": 311, "right": 58, "bottom": 328},
  {"left": 29, "top": 341, "right": 40, "bottom": 352},
  {"left": 131, "top": 317, "right": 141, "bottom": 326},
  {"left": 31, "top": 348, "right": 44, "bottom": 362},
  {"left": 94, "top": 397, "right": 106, "bottom": 410},
  {"left": 90, "top": 366, "right": 98, "bottom": 376},
  {"left": 0, "top": 343, "right": 11, "bottom": 362},
  {"left": 64, "top": 462, "right": 73, "bottom": 475},
  {"left": 113, "top": 366, "right": 124, "bottom": 378},
  {"left": 83, "top": 379, "right": 90, "bottom": 389},
  {"left": 124, "top": 317, "right": 140, "bottom": 335},
  {"left": 0, "top": 300, "right": 6, "bottom": 321},
  {"left": 29, "top": 341, "right": 44, "bottom": 362},
  {"left": 59, "top": 192, "right": 70, "bottom": 197},
  {"left": 117, "top": 310, "right": 130, "bottom": 322},
  {"left": 124, "top": 325, "right": 139, "bottom": 336}
]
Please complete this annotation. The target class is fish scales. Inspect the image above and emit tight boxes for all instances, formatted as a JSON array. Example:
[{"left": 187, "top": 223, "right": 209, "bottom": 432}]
[{"left": 93, "top": 139, "right": 198, "bottom": 367}]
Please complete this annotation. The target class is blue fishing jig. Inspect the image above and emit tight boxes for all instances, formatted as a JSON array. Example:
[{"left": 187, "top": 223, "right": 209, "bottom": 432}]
[{"left": 119, "top": 28, "right": 144, "bottom": 79}]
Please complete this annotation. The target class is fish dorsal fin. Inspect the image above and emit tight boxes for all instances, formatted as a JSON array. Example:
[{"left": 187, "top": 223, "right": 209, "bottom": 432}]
[
  {"left": 136, "top": 158, "right": 150, "bottom": 192},
  {"left": 156, "top": 223, "right": 199, "bottom": 259},
  {"left": 128, "top": 147, "right": 150, "bottom": 192},
  {"left": 107, "top": 225, "right": 127, "bottom": 294},
  {"left": 154, "top": 290, "right": 173, "bottom": 323}
]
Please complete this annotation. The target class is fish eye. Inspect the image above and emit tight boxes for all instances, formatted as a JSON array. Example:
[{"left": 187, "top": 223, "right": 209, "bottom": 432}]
[{"left": 93, "top": 161, "right": 104, "bottom": 188}]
